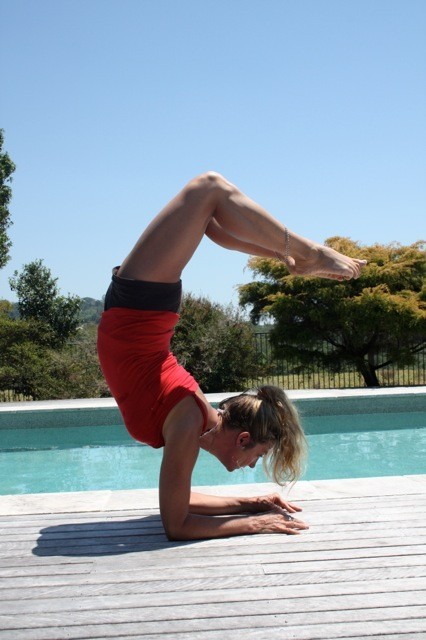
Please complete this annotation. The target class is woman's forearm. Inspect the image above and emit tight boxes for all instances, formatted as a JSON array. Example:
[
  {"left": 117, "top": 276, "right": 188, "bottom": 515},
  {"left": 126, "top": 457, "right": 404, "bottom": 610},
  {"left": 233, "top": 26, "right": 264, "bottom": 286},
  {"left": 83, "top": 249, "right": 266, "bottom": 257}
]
[
  {"left": 189, "top": 491, "right": 252, "bottom": 515},
  {"left": 166, "top": 510, "right": 308, "bottom": 541},
  {"left": 167, "top": 512, "right": 258, "bottom": 540},
  {"left": 189, "top": 491, "right": 304, "bottom": 516}
]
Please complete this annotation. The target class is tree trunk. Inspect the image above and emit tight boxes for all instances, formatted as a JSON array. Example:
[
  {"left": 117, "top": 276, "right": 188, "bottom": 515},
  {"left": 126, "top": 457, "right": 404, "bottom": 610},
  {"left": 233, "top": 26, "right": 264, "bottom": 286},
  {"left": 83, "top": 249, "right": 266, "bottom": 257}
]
[{"left": 358, "top": 361, "right": 381, "bottom": 387}]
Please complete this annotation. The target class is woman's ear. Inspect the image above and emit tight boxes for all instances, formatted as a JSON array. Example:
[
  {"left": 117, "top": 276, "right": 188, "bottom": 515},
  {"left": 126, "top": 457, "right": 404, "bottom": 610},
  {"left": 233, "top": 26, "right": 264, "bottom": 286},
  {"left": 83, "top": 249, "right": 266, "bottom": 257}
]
[{"left": 236, "top": 431, "right": 252, "bottom": 449}]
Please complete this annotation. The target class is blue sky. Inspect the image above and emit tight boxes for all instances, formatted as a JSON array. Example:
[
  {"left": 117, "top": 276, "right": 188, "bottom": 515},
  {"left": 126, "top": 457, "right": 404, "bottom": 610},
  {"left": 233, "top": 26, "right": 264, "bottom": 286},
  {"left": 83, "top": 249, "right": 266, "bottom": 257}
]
[{"left": 1, "top": 0, "right": 425, "bottom": 307}]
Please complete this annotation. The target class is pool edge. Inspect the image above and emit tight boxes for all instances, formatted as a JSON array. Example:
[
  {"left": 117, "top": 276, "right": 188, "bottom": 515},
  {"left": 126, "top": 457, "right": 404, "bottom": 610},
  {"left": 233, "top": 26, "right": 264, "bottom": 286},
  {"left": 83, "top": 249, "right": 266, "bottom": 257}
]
[
  {"left": 1, "top": 386, "right": 425, "bottom": 429},
  {"left": 0, "top": 474, "right": 425, "bottom": 516}
]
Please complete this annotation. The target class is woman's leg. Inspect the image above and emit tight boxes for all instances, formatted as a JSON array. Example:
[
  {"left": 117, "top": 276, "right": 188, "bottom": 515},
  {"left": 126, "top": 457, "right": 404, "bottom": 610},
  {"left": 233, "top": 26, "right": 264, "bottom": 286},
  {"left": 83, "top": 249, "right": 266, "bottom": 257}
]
[{"left": 118, "top": 172, "right": 366, "bottom": 282}]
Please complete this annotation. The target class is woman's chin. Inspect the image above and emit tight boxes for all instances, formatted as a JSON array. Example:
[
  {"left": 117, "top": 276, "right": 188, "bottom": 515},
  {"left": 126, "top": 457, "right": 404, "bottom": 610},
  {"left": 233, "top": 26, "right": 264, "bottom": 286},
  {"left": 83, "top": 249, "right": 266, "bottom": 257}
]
[{"left": 222, "top": 460, "right": 237, "bottom": 472}]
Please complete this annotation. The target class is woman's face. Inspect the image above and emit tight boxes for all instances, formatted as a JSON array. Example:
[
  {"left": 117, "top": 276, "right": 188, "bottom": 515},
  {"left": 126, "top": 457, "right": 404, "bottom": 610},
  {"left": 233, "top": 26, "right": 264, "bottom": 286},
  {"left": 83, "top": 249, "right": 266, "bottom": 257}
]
[
  {"left": 201, "top": 419, "right": 273, "bottom": 473},
  {"left": 227, "top": 438, "right": 272, "bottom": 472}
]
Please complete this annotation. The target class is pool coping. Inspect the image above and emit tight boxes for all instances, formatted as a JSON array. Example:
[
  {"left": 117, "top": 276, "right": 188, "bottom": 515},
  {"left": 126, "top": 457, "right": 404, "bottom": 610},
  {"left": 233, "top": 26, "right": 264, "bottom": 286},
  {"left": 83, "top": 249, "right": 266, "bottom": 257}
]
[
  {"left": 1, "top": 474, "right": 425, "bottom": 516},
  {"left": 1, "top": 385, "right": 426, "bottom": 412},
  {"left": 1, "top": 386, "right": 425, "bottom": 430}
]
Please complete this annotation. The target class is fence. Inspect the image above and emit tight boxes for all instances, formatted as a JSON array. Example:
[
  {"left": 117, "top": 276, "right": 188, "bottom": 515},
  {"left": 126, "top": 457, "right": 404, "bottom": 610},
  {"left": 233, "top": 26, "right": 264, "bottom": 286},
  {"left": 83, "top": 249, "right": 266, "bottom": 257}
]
[{"left": 247, "top": 332, "right": 426, "bottom": 390}]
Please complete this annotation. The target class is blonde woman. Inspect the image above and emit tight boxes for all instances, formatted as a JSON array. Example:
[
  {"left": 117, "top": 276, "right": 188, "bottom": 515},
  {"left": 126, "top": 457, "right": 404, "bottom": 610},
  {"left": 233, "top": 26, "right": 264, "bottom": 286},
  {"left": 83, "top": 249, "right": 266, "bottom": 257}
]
[{"left": 98, "top": 172, "right": 366, "bottom": 540}]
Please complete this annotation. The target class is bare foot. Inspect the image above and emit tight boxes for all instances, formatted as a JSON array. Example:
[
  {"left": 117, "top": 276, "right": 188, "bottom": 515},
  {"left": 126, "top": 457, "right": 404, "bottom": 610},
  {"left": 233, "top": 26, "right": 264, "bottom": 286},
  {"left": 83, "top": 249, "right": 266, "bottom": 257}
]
[{"left": 281, "top": 244, "right": 367, "bottom": 281}]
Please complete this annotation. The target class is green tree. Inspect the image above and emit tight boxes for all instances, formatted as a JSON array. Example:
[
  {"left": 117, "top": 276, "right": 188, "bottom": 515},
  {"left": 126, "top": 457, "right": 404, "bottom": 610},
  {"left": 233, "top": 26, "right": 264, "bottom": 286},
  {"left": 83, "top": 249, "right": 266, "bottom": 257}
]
[
  {"left": 172, "top": 293, "right": 264, "bottom": 392},
  {"left": 0, "top": 306, "right": 54, "bottom": 398},
  {"left": 9, "top": 259, "right": 82, "bottom": 347},
  {"left": 43, "top": 324, "right": 110, "bottom": 399},
  {"left": 239, "top": 239, "right": 426, "bottom": 387},
  {"left": 79, "top": 297, "right": 104, "bottom": 323},
  {"left": 0, "top": 302, "right": 108, "bottom": 400},
  {"left": 0, "top": 129, "right": 16, "bottom": 268}
]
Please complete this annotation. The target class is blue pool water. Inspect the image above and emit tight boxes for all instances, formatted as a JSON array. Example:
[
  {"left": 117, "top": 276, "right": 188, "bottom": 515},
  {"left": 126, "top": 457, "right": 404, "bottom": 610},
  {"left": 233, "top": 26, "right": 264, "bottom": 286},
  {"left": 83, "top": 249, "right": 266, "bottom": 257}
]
[{"left": 1, "top": 411, "right": 425, "bottom": 495}]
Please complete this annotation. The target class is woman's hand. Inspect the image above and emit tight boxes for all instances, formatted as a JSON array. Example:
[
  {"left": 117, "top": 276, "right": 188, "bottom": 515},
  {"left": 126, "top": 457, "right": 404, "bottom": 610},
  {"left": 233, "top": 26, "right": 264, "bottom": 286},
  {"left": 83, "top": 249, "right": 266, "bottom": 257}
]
[
  {"left": 247, "top": 493, "right": 309, "bottom": 534},
  {"left": 250, "top": 493, "right": 303, "bottom": 515},
  {"left": 253, "top": 510, "right": 309, "bottom": 535}
]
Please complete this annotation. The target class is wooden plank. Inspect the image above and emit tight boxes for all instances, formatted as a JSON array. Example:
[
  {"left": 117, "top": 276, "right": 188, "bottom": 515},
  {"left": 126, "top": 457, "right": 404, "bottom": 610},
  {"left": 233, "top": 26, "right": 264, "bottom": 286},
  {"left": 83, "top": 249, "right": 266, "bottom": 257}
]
[
  {"left": 82, "top": 545, "right": 426, "bottom": 577},
  {"left": 0, "top": 563, "right": 263, "bottom": 588},
  {"left": 0, "top": 602, "right": 426, "bottom": 640},
  {"left": 108, "top": 619, "right": 426, "bottom": 640},
  {"left": 11, "top": 539, "right": 425, "bottom": 567},
  {"left": 263, "top": 552, "right": 426, "bottom": 574},
  {"left": 2, "top": 496, "right": 422, "bottom": 528},
  {"left": 25, "top": 530, "right": 426, "bottom": 553},
  {"left": 0, "top": 578, "right": 424, "bottom": 614},
  {"left": 0, "top": 605, "right": 424, "bottom": 639},
  {"left": 3, "top": 499, "right": 421, "bottom": 527},
  {"left": 0, "top": 510, "right": 161, "bottom": 525},
  {"left": 3, "top": 520, "right": 426, "bottom": 545},
  {"left": 0, "top": 495, "right": 423, "bottom": 533},
  {"left": 0, "top": 594, "right": 424, "bottom": 630},
  {"left": 1, "top": 524, "right": 420, "bottom": 550},
  {"left": 3, "top": 506, "right": 425, "bottom": 540},
  {"left": 0, "top": 556, "right": 93, "bottom": 570},
  {"left": 0, "top": 564, "right": 93, "bottom": 579},
  {"left": 1, "top": 552, "right": 425, "bottom": 588},
  {"left": 0, "top": 521, "right": 165, "bottom": 537},
  {"left": 0, "top": 490, "right": 423, "bottom": 526},
  {"left": 1, "top": 506, "right": 424, "bottom": 549},
  {"left": 5, "top": 518, "right": 423, "bottom": 551},
  {"left": 3, "top": 533, "right": 425, "bottom": 561},
  {"left": 1, "top": 563, "right": 426, "bottom": 602}
]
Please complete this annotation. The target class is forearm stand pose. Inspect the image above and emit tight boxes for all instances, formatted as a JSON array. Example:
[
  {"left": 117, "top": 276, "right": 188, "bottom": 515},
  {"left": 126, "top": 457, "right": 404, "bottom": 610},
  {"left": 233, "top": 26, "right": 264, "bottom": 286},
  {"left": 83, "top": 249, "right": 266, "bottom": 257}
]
[{"left": 97, "top": 172, "right": 366, "bottom": 540}]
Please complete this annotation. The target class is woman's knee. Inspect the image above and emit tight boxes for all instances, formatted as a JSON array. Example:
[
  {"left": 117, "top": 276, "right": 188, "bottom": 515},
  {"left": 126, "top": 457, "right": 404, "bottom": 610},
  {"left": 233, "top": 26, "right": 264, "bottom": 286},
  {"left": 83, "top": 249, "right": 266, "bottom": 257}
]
[{"left": 186, "top": 171, "right": 233, "bottom": 198}]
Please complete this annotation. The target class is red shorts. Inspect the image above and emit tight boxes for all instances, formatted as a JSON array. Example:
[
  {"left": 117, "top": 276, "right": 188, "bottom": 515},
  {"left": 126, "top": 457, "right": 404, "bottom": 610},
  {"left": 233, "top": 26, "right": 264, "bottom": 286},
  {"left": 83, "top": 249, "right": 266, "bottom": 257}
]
[{"left": 97, "top": 307, "right": 208, "bottom": 448}]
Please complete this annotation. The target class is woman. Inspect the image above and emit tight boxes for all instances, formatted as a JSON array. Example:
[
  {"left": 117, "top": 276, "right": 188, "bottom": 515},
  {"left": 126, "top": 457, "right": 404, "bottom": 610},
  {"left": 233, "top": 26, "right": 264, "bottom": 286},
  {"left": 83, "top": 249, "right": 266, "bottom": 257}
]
[{"left": 98, "top": 172, "right": 366, "bottom": 540}]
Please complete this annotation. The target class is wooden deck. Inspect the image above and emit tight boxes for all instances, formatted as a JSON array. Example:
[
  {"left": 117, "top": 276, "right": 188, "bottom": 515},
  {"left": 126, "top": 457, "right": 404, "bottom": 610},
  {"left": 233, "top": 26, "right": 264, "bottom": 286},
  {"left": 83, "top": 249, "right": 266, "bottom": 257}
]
[{"left": 0, "top": 475, "right": 425, "bottom": 639}]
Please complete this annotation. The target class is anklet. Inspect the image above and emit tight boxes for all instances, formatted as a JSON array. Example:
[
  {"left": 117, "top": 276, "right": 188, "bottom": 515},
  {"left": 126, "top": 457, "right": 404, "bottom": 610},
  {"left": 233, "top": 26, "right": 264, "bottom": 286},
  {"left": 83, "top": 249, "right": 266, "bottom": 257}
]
[{"left": 275, "top": 227, "right": 290, "bottom": 264}]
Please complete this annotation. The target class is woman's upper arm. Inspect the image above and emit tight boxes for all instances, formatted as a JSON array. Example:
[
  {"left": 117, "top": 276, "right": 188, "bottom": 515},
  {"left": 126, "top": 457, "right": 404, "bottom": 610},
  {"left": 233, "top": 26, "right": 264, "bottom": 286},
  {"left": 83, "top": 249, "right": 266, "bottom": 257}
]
[{"left": 159, "top": 397, "right": 203, "bottom": 539}]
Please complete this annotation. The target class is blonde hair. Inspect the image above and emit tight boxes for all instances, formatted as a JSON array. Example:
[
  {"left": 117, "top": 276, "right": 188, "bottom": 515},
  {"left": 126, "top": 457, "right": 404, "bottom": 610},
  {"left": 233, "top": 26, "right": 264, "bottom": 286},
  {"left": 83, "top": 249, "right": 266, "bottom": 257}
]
[{"left": 218, "top": 385, "right": 307, "bottom": 485}]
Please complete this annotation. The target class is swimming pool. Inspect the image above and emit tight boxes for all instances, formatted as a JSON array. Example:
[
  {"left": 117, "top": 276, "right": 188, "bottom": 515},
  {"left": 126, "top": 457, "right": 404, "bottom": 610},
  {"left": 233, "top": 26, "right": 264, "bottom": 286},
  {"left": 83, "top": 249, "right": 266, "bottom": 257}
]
[{"left": 1, "top": 406, "right": 425, "bottom": 495}]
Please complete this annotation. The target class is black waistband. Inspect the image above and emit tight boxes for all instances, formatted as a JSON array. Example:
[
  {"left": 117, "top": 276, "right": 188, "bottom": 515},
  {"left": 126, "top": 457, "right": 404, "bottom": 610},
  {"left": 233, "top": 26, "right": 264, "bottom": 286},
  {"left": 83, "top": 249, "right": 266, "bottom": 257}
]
[{"left": 104, "top": 274, "right": 182, "bottom": 313}]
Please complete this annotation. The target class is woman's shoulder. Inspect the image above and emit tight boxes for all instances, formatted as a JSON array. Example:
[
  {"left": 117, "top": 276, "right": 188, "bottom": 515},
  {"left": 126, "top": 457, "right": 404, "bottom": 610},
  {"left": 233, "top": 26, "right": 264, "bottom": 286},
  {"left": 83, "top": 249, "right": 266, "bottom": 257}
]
[{"left": 194, "top": 389, "right": 219, "bottom": 433}]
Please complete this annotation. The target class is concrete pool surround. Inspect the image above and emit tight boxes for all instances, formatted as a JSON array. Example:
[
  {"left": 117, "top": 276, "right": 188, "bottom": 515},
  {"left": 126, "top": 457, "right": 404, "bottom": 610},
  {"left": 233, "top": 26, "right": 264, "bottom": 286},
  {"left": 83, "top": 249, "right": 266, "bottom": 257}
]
[{"left": 1, "top": 386, "right": 425, "bottom": 430}]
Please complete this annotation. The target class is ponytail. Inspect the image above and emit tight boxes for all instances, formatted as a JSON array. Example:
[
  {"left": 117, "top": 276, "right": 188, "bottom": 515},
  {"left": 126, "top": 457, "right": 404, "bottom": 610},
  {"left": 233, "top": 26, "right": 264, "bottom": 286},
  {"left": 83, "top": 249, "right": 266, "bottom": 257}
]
[{"left": 219, "top": 385, "right": 307, "bottom": 484}]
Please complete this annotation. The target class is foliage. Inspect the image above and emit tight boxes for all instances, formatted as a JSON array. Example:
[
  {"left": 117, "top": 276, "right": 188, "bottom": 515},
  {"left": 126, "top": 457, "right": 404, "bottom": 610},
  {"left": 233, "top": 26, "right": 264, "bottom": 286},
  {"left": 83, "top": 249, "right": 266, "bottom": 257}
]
[
  {"left": 9, "top": 259, "right": 82, "bottom": 347},
  {"left": 8, "top": 296, "right": 104, "bottom": 324},
  {"left": 79, "top": 297, "right": 104, "bottom": 323},
  {"left": 0, "top": 303, "right": 109, "bottom": 400},
  {"left": 46, "top": 324, "right": 110, "bottom": 399},
  {"left": 0, "top": 308, "right": 55, "bottom": 398},
  {"left": 0, "top": 291, "right": 263, "bottom": 399},
  {"left": 0, "top": 129, "right": 16, "bottom": 268},
  {"left": 172, "top": 293, "right": 265, "bottom": 392},
  {"left": 239, "top": 239, "right": 426, "bottom": 387}
]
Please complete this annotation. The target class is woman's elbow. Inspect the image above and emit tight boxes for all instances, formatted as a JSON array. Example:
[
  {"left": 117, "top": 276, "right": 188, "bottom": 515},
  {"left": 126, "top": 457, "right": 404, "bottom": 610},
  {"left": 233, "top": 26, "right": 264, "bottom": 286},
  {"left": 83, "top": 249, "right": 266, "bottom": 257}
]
[
  {"left": 164, "top": 524, "right": 188, "bottom": 541},
  {"left": 162, "top": 516, "right": 187, "bottom": 541}
]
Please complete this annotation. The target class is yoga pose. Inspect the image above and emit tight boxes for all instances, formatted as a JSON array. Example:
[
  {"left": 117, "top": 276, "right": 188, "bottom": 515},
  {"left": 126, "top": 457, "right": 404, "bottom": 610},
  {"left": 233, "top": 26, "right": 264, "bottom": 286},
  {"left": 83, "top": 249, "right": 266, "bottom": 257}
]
[{"left": 97, "top": 172, "right": 366, "bottom": 540}]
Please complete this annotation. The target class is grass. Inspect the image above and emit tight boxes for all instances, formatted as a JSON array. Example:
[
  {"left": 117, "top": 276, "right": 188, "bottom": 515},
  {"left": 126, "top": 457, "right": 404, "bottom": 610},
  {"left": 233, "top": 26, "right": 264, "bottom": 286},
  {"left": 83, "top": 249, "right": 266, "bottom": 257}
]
[{"left": 0, "top": 390, "right": 33, "bottom": 402}]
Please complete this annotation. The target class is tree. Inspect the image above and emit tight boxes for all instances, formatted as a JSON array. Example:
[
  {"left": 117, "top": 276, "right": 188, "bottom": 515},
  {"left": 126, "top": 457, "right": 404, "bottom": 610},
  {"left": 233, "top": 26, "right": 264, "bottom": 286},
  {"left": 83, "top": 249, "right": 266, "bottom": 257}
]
[
  {"left": 9, "top": 259, "right": 82, "bottom": 347},
  {"left": 0, "top": 305, "right": 54, "bottom": 398},
  {"left": 172, "top": 293, "right": 265, "bottom": 392},
  {"left": 79, "top": 297, "right": 104, "bottom": 323},
  {"left": 0, "top": 129, "right": 16, "bottom": 268},
  {"left": 239, "top": 239, "right": 426, "bottom": 387},
  {"left": 0, "top": 302, "right": 108, "bottom": 400}
]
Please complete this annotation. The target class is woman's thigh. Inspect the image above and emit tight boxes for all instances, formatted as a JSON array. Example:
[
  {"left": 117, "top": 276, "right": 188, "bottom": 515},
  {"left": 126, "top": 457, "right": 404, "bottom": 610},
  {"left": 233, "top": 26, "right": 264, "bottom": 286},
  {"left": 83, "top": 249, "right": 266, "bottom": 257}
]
[{"left": 117, "top": 173, "right": 224, "bottom": 282}]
